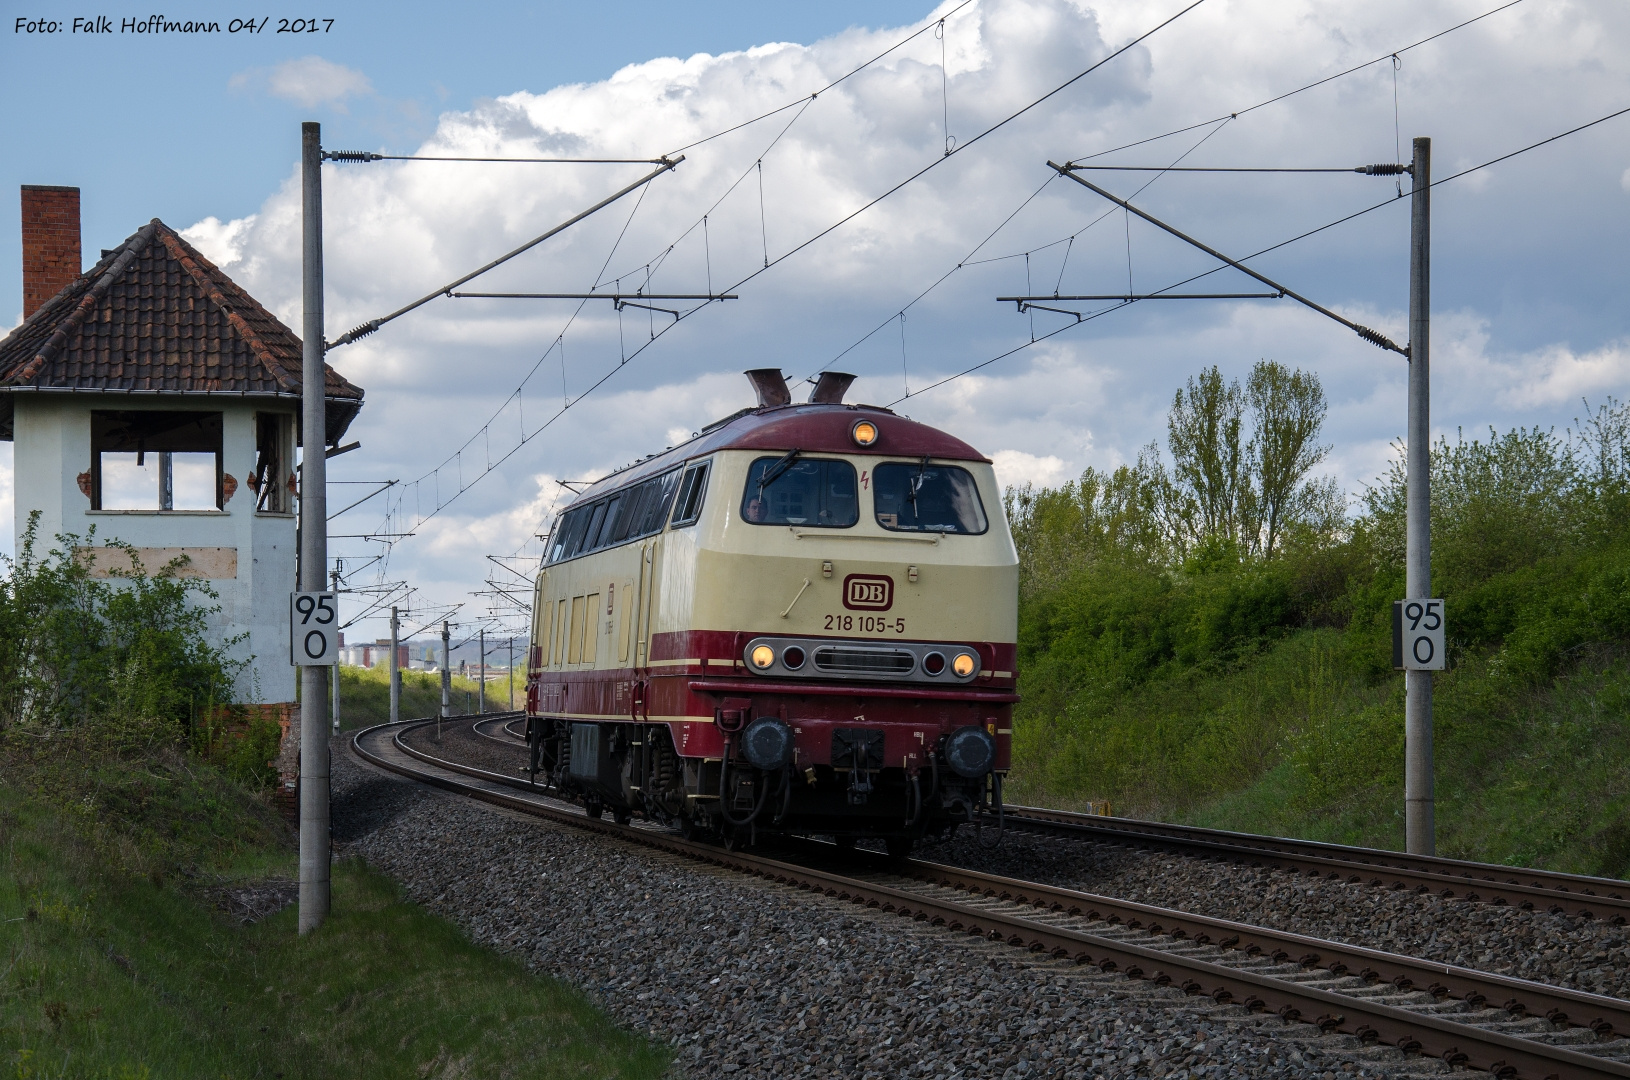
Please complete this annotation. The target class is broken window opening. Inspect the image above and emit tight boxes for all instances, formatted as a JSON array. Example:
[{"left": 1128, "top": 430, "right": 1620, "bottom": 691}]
[
  {"left": 90, "top": 411, "right": 223, "bottom": 511},
  {"left": 249, "top": 413, "right": 295, "bottom": 514}
]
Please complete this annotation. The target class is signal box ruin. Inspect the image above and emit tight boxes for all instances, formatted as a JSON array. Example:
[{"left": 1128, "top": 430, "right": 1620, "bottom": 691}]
[{"left": 0, "top": 185, "right": 364, "bottom": 711}]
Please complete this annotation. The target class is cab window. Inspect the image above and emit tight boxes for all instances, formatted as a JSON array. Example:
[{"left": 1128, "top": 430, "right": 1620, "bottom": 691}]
[
  {"left": 741, "top": 456, "right": 858, "bottom": 527},
  {"left": 670, "top": 460, "right": 710, "bottom": 528},
  {"left": 873, "top": 461, "right": 988, "bottom": 534}
]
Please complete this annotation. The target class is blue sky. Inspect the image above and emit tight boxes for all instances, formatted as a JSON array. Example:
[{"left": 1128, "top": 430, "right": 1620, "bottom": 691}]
[
  {"left": 0, "top": 1, "right": 925, "bottom": 297},
  {"left": 3, "top": 0, "right": 1628, "bottom": 647}
]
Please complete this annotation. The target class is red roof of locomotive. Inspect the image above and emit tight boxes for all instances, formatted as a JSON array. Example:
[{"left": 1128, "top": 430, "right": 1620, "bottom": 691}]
[{"left": 571, "top": 403, "right": 989, "bottom": 505}]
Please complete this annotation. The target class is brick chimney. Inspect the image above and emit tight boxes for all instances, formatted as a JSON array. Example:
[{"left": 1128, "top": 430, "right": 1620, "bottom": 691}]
[{"left": 21, "top": 185, "right": 81, "bottom": 319}]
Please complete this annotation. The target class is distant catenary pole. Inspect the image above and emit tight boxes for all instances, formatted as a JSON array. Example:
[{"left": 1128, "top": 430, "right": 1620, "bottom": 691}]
[
  {"left": 1405, "top": 136, "right": 1434, "bottom": 857},
  {"left": 331, "top": 563, "right": 342, "bottom": 736},
  {"left": 389, "top": 606, "right": 401, "bottom": 724},
  {"left": 478, "top": 627, "right": 486, "bottom": 714},
  {"left": 441, "top": 620, "right": 452, "bottom": 721},
  {"left": 297, "top": 120, "right": 330, "bottom": 933}
]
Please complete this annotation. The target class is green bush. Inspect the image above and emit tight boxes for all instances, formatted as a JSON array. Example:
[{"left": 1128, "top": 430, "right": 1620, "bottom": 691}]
[
  {"left": 0, "top": 514, "right": 242, "bottom": 741},
  {"left": 1011, "top": 391, "right": 1630, "bottom": 871}
]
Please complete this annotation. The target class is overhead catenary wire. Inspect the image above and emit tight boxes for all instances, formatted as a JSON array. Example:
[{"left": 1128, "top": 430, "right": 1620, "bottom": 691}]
[
  {"left": 900, "top": 99, "right": 1630, "bottom": 404},
  {"left": 323, "top": 152, "right": 670, "bottom": 164},
  {"left": 1049, "top": 162, "right": 1408, "bottom": 355},
  {"left": 357, "top": 0, "right": 1211, "bottom": 567},
  {"left": 663, "top": 0, "right": 977, "bottom": 156},
  {"left": 809, "top": 105, "right": 1238, "bottom": 384},
  {"left": 326, "top": 157, "right": 682, "bottom": 349},
  {"left": 801, "top": 0, "right": 1527, "bottom": 393},
  {"left": 1058, "top": 164, "right": 1411, "bottom": 173},
  {"left": 1063, "top": 0, "right": 1527, "bottom": 165},
  {"left": 342, "top": 0, "right": 1540, "bottom": 637}
]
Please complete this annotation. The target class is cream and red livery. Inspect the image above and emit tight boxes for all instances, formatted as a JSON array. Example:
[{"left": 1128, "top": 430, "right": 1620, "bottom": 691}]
[{"left": 525, "top": 369, "right": 1017, "bottom": 852}]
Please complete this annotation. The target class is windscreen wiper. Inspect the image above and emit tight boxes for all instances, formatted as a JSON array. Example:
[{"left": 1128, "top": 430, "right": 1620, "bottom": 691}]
[
  {"left": 907, "top": 455, "right": 930, "bottom": 504},
  {"left": 758, "top": 448, "right": 802, "bottom": 493}
]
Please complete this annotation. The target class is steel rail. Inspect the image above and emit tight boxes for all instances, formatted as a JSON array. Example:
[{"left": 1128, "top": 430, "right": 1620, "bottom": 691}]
[
  {"left": 351, "top": 718, "right": 1630, "bottom": 1079},
  {"left": 468, "top": 712, "right": 526, "bottom": 748},
  {"left": 997, "top": 805, "right": 1630, "bottom": 921},
  {"left": 859, "top": 855, "right": 1630, "bottom": 1041}
]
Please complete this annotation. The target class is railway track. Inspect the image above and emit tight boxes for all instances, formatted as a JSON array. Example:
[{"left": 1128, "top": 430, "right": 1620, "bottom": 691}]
[
  {"left": 353, "top": 715, "right": 1630, "bottom": 1079},
  {"left": 997, "top": 805, "right": 1630, "bottom": 922}
]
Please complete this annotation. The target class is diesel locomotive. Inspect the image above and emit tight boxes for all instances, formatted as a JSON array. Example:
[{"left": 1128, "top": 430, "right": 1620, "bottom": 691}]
[{"left": 525, "top": 369, "right": 1017, "bottom": 853}]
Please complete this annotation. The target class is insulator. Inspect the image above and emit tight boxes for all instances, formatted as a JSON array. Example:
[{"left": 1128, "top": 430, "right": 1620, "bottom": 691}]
[
  {"left": 324, "top": 150, "right": 383, "bottom": 163},
  {"left": 1356, "top": 163, "right": 1410, "bottom": 176},
  {"left": 343, "top": 320, "right": 381, "bottom": 343},
  {"left": 1354, "top": 324, "right": 1400, "bottom": 353}
]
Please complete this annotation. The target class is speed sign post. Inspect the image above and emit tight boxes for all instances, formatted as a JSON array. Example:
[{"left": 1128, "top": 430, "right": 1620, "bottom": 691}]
[
  {"left": 1392, "top": 599, "right": 1446, "bottom": 671},
  {"left": 291, "top": 591, "right": 339, "bottom": 666}
]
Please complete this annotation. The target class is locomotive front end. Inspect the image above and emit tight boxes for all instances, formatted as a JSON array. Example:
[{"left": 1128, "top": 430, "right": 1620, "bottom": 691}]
[{"left": 527, "top": 370, "right": 1018, "bottom": 853}]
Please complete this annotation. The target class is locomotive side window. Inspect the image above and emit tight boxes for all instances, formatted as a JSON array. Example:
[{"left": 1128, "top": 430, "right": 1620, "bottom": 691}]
[
  {"left": 549, "top": 507, "right": 591, "bottom": 563},
  {"left": 670, "top": 460, "right": 712, "bottom": 528},
  {"left": 741, "top": 457, "right": 858, "bottom": 527},
  {"left": 546, "top": 466, "right": 684, "bottom": 563},
  {"left": 873, "top": 462, "right": 988, "bottom": 534},
  {"left": 607, "top": 488, "right": 642, "bottom": 546},
  {"left": 640, "top": 468, "right": 683, "bottom": 533},
  {"left": 592, "top": 495, "right": 624, "bottom": 549}
]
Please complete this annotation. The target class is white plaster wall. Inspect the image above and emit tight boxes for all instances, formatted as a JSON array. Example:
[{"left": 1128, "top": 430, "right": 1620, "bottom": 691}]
[{"left": 11, "top": 395, "right": 298, "bottom": 705}]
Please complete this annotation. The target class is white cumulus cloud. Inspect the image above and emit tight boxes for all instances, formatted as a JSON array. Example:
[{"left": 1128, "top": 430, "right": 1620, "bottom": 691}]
[
  {"left": 231, "top": 56, "right": 373, "bottom": 109},
  {"left": 185, "top": 0, "right": 1630, "bottom": 628}
]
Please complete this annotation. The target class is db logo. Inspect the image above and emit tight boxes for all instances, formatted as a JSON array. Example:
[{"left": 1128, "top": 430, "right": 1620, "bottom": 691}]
[{"left": 842, "top": 574, "right": 894, "bottom": 611}]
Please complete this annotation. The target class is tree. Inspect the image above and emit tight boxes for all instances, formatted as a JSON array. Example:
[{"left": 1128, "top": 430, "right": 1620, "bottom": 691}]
[
  {"left": 1245, "top": 360, "right": 1334, "bottom": 557},
  {"left": 1164, "top": 366, "right": 1247, "bottom": 556},
  {"left": 1154, "top": 361, "right": 1338, "bottom": 560}
]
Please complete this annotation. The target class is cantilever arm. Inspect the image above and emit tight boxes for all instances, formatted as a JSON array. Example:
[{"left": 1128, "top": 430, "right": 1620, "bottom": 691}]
[
  {"left": 1048, "top": 161, "right": 1408, "bottom": 358},
  {"left": 328, "top": 156, "right": 684, "bottom": 350}
]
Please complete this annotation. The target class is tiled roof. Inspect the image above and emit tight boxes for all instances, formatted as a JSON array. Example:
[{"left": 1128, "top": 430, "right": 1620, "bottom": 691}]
[{"left": 0, "top": 219, "right": 362, "bottom": 444}]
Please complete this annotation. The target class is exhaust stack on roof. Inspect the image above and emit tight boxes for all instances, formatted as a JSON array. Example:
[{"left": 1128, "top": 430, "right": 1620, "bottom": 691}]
[
  {"left": 808, "top": 371, "right": 855, "bottom": 404},
  {"left": 21, "top": 186, "right": 81, "bottom": 319},
  {"left": 745, "top": 368, "right": 791, "bottom": 407}
]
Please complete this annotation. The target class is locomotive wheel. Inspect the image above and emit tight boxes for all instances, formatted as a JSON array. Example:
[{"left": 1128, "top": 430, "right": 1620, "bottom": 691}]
[
  {"left": 584, "top": 796, "right": 604, "bottom": 820},
  {"left": 677, "top": 815, "right": 698, "bottom": 840},
  {"left": 613, "top": 808, "right": 633, "bottom": 826}
]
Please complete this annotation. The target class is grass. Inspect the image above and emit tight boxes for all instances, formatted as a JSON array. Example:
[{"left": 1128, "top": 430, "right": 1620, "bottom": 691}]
[
  {"left": 1009, "top": 624, "right": 1630, "bottom": 878},
  {"left": 0, "top": 731, "right": 668, "bottom": 1079},
  {"left": 336, "top": 665, "right": 517, "bottom": 731},
  {"left": 1006, "top": 412, "right": 1630, "bottom": 879},
  {"left": 1172, "top": 646, "right": 1630, "bottom": 875}
]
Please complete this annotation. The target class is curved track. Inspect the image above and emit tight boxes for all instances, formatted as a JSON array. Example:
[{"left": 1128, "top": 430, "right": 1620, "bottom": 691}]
[
  {"left": 997, "top": 805, "right": 1630, "bottom": 922},
  {"left": 354, "top": 715, "right": 1630, "bottom": 1080}
]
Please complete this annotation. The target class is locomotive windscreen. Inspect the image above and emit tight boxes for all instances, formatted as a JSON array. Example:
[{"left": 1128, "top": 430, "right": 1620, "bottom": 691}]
[
  {"left": 741, "top": 457, "right": 858, "bottom": 527},
  {"left": 873, "top": 462, "right": 988, "bottom": 534}
]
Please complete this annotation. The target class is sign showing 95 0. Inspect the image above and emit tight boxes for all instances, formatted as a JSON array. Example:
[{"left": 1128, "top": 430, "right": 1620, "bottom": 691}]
[
  {"left": 290, "top": 591, "right": 338, "bottom": 666},
  {"left": 1392, "top": 599, "right": 1446, "bottom": 671}
]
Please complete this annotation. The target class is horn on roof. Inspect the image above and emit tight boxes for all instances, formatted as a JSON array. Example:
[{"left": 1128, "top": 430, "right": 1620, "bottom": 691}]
[
  {"left": 808, "top": 371, "right": 856, "bottom": 405},
  {"left": 745, "top": 368, "right": 791, "bottom": 408}
]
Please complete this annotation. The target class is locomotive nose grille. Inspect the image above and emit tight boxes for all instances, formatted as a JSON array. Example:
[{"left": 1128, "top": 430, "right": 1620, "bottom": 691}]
[{"left": 812, "top": 646, "right": 916, "bottom": 676}]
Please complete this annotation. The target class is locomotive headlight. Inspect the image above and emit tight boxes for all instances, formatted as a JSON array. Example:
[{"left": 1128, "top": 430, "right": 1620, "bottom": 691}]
[
  {"left": 850, "top": 419, "right": 879, "bottom": 447},
  {"left": 750, "top": 645, "right": 776, "bottom": 670},
  {"left": 951, "top": 651, "right": 978, "bottom": 678}
]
